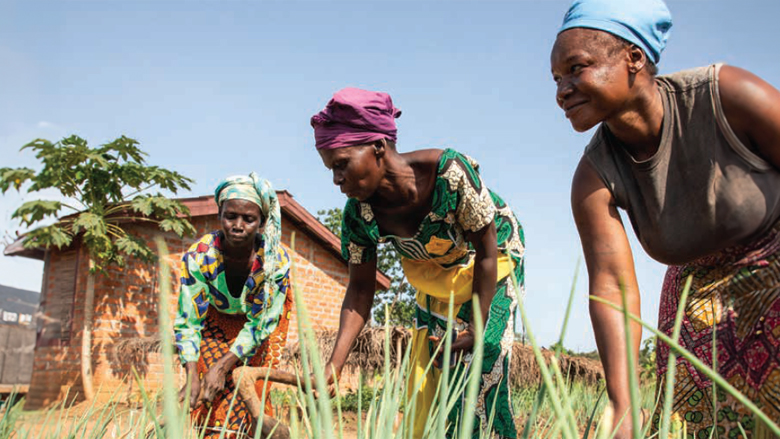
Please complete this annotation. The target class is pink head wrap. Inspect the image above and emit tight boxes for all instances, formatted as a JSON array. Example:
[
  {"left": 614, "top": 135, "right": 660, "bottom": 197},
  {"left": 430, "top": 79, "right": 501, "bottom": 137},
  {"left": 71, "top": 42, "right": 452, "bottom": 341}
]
[{"left": 311, "top": 87, "right": 402, "bottom": 150}]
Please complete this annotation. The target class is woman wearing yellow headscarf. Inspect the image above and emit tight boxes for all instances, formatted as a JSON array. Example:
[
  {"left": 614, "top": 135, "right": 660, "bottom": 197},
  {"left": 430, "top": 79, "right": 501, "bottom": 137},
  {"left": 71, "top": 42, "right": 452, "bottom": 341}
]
[{"left": 174, "top": 173, "right": 293, "bottom": 438}]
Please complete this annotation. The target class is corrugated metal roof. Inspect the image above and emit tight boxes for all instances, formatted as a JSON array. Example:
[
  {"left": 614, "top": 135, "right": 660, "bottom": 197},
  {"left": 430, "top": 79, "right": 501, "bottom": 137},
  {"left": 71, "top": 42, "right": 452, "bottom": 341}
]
[{"left": 0, "top": 284, "right": 39, "bottom": 316}]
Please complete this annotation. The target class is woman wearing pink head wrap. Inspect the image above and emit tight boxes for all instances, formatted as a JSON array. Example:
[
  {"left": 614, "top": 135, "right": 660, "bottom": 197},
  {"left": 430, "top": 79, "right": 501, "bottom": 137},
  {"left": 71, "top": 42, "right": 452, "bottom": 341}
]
[{"left": 311, "top": 87, "right": 525, "bottom": 438}]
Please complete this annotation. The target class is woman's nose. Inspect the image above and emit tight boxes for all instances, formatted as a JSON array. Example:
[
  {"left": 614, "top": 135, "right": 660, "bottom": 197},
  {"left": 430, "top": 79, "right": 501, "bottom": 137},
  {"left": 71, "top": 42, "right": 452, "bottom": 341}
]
[
  {"left": 556, "top": 79, "right": 573, "bottom": 107},
  {"left": 333, "top": 171, "right": 344, "bottom": 186}
]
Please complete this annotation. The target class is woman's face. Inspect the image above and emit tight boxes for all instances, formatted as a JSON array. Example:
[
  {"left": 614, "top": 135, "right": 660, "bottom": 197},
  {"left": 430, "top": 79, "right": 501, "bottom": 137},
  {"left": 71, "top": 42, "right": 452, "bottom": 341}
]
[
  {"left": 219, "top": 199, "right": 262, "bottom": 248},
  {"left": 318, "top": 144, "right": 383, "bottom": 201},
  {"left": 550, "top": 28, "right": 631, "bottom": 132}
]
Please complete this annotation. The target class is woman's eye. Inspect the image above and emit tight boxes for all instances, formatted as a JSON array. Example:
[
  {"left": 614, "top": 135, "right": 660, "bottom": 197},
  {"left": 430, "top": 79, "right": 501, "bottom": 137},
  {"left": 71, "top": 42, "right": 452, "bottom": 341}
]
[{"left": 571, "top": 64, "right": 583, "bottom": 74}]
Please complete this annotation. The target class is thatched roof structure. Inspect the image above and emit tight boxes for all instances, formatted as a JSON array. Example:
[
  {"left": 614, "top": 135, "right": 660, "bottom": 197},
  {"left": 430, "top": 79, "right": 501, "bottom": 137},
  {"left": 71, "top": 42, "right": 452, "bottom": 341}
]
[
  {"left": 282, "top": 327, "right": 410, "bottom": 375},
  {"left": 283, "top": 328, "right": 604, "bottom": 389}
]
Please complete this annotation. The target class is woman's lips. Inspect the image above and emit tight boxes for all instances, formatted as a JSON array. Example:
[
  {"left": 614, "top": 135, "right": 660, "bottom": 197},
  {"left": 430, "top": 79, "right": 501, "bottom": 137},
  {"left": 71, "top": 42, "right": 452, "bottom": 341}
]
[{"left": 564, "top": 101, "right": 586, "bottom": 118}]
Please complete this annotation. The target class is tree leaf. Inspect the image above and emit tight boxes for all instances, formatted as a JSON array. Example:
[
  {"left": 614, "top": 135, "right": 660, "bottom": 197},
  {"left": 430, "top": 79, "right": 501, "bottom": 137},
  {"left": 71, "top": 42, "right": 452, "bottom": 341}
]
[
  {"left": 11, "top": 200, "right": 63, "bottom": 227},
  {"left": 24, "top": 224, "right": 73, "bottom": 249},
  {"left": 7, "top": 135, "right": 195, "bottom": 271},
  {"left": 72, "top": 212, "right": 106, "bottom": 236},
  {"left": 115, "top": 234, "right": 156, "bottom": 263},
  {"left": 0, "top": 168, "right": 36, "bottom": 193}
]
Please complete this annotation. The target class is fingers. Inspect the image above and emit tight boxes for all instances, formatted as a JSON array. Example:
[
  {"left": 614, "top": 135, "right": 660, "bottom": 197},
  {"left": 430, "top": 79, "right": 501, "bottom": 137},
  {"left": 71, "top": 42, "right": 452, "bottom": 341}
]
[
  {"left": 449, "top": 335, "right": 473, "bottom": 352},
  {"left": 428, "top": 331, "right": 474, "bottom": 368},
  {"left": 190, "top": 387, "right": 199, "bottom": 410},
  {"left": 200, "top": 385, "right": 215, "bottom": 405}
]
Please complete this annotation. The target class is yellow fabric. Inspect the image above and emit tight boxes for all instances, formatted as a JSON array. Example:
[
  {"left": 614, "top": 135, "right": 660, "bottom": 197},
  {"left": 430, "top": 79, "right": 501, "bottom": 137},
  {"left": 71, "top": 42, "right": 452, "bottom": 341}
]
[
  {"left": 404, "top": 254, "right": 514, "bottom": 438},
  {"left": 401, "top": 254, "right": 515, "bottom": 306}
]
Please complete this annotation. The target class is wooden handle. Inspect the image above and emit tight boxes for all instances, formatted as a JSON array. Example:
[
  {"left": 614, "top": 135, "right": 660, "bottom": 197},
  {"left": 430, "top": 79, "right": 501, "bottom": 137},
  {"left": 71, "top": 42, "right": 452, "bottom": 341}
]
[{"left": 233, "top": 366, "right": 305, "bottom": 387}]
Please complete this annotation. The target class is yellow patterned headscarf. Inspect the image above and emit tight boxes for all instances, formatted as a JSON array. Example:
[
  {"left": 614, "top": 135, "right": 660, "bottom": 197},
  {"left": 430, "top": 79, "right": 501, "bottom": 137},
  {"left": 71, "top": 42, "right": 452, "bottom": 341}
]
[{"left": 214, "top": 173, "right": 282, "bottom": 299}]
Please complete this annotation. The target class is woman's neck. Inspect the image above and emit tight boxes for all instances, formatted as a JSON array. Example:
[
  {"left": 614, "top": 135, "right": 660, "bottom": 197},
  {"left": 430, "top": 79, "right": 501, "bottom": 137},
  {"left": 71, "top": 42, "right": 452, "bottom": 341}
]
[
  {"left": 221, "top": 235, "right": 256, "bottom": 263},
  {"left": 370, "top": 151, "right": 419, "bottom": 209},
  {"left": 606, "top": 82, "right": 664, "bottom": 161}
]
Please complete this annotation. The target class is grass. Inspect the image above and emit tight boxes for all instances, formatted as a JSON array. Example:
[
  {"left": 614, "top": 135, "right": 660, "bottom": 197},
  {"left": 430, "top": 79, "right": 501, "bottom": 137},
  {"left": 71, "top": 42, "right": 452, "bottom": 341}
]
[{"left": 2, "top": 238, "right": 778, "bottom": 438}]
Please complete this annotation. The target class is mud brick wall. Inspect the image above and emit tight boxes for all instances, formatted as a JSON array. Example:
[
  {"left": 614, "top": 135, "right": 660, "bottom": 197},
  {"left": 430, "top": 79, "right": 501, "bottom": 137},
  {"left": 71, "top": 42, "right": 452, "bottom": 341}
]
[{"left": 24, "top": 215, "right": 350, "bottom": 409}]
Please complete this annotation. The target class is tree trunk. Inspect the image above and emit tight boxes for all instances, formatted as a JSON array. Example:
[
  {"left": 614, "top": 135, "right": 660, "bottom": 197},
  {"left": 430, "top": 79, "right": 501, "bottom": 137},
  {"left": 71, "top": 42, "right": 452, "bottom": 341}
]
[{"left": 80, "top": 258, "right": 96, "bottom": 401}]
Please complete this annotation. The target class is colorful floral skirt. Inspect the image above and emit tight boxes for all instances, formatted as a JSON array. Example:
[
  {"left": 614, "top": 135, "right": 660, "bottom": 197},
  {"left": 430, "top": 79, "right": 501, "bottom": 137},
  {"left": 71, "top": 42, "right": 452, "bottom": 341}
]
[
  {"left": 192, "top": 296, "right": 293, "bottom": 439},
  {"left": 653, "top": 222, "right": 780, "bottom": 438}
]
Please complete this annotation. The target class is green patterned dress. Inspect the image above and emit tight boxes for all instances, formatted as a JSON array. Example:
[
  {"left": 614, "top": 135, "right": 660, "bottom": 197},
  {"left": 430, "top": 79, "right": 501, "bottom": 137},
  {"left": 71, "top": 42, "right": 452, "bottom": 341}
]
[{"left": 341, "top": 149, "right": 525, "bottom": 438}]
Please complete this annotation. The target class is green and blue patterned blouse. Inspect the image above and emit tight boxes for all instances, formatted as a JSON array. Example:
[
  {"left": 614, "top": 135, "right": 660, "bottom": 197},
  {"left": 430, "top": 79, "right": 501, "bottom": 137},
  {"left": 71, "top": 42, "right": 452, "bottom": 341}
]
[{"left": 174, "top": 231, "right": 292, "bottom": 364}]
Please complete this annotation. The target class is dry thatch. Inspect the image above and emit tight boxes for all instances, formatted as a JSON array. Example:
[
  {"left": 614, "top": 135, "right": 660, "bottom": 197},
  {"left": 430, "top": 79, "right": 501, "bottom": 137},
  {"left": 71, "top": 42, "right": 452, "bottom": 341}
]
[
  {"left": 283, "top": 327, "right": 604, "bottom": 389},
  {"left": 109, "top": 336, "right": 164, "bottom": 372},
  {"left": 282, "top": 326, "right": 411, "bottom": 375},
  {"left": 510, "top": 343, "right": 604, "bottom": 388}
]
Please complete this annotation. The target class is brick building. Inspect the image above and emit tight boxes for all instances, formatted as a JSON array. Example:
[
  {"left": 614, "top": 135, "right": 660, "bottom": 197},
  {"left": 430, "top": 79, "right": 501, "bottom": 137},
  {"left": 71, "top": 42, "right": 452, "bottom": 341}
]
[{"left": 4, "top": 191, "right": 389, "bottom": 409}]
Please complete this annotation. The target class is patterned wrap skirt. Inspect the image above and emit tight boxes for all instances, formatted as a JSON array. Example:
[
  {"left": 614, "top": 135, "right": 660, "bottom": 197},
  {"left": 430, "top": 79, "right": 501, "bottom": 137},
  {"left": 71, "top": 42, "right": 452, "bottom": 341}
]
[
  {"left": 653, "top": 221, "right": 780, "bottom": 438},
  {"left": 407, "top": 253, "right": 521, "bottom": 439},
  {"left": 192, "top": 294, "right": 293, "bottom": 439}
]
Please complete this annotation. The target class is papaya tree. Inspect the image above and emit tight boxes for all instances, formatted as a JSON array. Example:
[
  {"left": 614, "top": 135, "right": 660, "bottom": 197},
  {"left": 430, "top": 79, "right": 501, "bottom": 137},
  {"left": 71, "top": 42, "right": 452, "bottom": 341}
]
[{"left": 0, "top": 135, "right": 196, "bottom": 401}]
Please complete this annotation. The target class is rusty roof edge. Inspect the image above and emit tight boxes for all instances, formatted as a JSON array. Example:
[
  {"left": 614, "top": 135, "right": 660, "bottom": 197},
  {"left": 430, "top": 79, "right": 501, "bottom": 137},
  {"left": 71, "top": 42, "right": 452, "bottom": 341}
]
[
  {"left": 5, "top": 191, "right": 391, "bottom": 290},
  {"left": 275, "top": 192, "right": 392, "bottom": 291},
  {"left": 3, "top": 237, "right": 46, "bottom": 261}
]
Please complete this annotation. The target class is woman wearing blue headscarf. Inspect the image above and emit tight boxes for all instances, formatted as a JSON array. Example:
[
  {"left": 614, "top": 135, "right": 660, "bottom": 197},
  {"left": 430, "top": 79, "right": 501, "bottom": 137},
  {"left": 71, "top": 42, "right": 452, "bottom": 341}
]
[
  {"left": 551, "top": 0, "right": 780, "bottom": 437},
  {"left": 174, "top": 173, "right": 293, "bottom": 438}
]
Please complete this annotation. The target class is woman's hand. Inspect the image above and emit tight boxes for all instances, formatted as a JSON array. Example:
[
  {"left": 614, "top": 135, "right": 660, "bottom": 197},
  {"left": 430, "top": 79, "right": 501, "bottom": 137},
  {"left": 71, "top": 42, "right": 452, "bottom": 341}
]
[
  {"left": 200, "top": 365, "right": 228, "bottom": 404},
  {"left": 179, "top": 362, "right": 201, "bottom": 410},
  {"left": 428, "top": 326, "right": 476, "bottom": 368},
  {"left": 307, "top": 362, "right": 340, "bottom": 398},
  {"left": 200, "top": 351, "right": 240, "bottom": 405}
]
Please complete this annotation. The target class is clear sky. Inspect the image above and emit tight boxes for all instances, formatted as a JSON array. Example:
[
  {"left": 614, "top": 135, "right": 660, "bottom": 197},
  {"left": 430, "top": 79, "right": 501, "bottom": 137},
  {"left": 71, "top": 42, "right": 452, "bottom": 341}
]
[{"left": 1, "top": 0, "right": 778, "bottom": 351}]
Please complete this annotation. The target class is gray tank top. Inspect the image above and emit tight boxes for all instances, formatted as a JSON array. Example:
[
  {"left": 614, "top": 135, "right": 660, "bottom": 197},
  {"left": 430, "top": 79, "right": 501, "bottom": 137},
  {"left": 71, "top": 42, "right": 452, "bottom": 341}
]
[{"left": 583, "top": 64, "right": 780, "bottom": 265}]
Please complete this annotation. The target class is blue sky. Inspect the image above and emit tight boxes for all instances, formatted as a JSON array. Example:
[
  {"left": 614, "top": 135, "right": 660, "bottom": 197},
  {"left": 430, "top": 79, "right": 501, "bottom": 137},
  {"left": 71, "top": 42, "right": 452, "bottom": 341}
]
[{"left": 1, "top": 0, "right": 778, "bottom": 351}]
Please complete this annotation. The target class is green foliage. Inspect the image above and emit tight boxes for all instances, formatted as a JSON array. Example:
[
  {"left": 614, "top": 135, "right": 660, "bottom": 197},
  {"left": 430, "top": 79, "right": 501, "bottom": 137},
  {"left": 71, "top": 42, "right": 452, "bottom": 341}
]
[
  {"left": 0, "top": 135, "right": 196, "bottom": 271},
  {"left": 317, "top": 207, "right": 415, "bottom": 327},
  {"left": 10, "top": 200, "right": 63, "bottom": 226},
  {"left": 317, "top": 208, "right": 343, "bottom": 237},
  {"left": 0, "top": 168, "right": 35, "bottom": 193},
  {"left": 339, "top": 384, "right": 381, "bottom": 413},
  {"left": 373, "top": 243, "right": 415, "bottom": 327},
  {"left": 0, "top": 395, "right": 24, "bottom": 438},
  {"left": 638, "top": 337, "right": 657, "bottom": 383},
  {"left": 547, "top": 343, "right": 601, "bottom": 362},
  {"left": 4, "top": 263, "right": 780, "bottom": 438}
]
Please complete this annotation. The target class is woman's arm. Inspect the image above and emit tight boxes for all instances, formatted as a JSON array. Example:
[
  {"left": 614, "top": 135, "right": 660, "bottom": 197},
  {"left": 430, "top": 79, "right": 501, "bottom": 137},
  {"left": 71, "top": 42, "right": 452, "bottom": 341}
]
[
  {"left": 174, "top": 252, "right": 210, "bottom": 408},
  {"left": 718, "top": 65, "right": 780, "bottom": 170},
  {"left": 322, "top": 258, "right": 379, "bottom": 381},
  {"left": 467, "top": 222, "right": 499, "bottom": 326},
  {"left": 203, "top": 251, "right": 293, "bottom": 403},
  {"left": 571, "top": 159, "right": 642, "bottom": 439}
]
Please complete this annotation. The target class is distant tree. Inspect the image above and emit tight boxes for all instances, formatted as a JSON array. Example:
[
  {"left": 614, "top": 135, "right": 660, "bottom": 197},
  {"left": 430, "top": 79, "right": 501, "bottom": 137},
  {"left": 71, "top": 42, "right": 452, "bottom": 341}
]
[
  {"left": 0, "top": 135, "right": 196, "bottom": 401},
  {"left": 549, "top": 341, "right": 577, "bottom": 357},
  {"left": 638, "top": 337, "right": 657, "bottom": 382},
  {"left": 317, "top": 208, "right": 343, "bottom": 237},
  {"left": 317, "top": 208, "right": 415, "bottom": 327}
]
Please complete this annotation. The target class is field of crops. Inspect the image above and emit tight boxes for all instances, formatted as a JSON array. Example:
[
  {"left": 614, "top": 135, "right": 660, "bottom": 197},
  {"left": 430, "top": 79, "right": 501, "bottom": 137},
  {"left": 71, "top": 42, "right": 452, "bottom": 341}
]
[{"left": 1, "top": 244, "right": 776, "bottom": 439}]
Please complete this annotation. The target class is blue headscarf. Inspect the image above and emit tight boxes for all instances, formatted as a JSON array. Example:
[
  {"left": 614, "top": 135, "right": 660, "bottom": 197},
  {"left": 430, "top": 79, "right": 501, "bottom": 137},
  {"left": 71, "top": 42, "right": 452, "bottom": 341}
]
[
  {"left": 214, "top": 172, "right": 282, "bottom": 295},
  {"left": 559, "top": 0, "right": 673, "bottom": 65}
]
